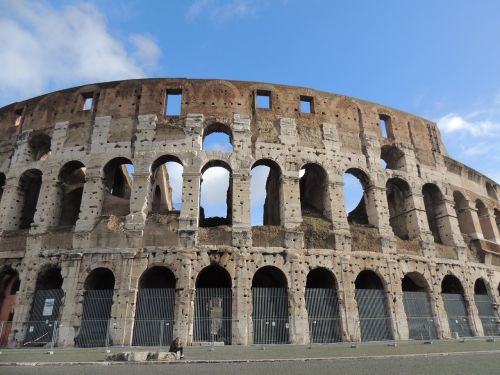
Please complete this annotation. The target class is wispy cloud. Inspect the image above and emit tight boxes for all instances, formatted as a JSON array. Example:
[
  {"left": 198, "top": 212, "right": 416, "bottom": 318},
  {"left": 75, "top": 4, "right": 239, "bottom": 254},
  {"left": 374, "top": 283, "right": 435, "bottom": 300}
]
[
  {"left": 0, "top": 0, "right": 162, "bottom": 104},
  {"left": 186, "top": 0, "right": 270, "bottom": 23},
  {"left": 437, "top": 113, "right": 499, "bottom": 136}
]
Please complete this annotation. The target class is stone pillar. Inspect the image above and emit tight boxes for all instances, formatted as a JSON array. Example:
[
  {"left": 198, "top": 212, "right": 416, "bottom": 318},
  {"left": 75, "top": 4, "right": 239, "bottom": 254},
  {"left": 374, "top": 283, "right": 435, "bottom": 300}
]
[
  {"left": 0, "top": 176, "right": 24, "bottom": 232},
  {"left": 339, "top": 257, "right": 360, "bottom": 341},
  {"left": 281, "top": 174, "right": 302, "bottom": 229},
  {"left": 365, "top": 184, "right": 396, "bottom": 254},
  {"left": 110, "top": 254, "right": 140, "bottom": 347},
  {"left": 459, "top": 201, "right": 484, "bottom": 240},
  {"left": 9, "top": 264, "right": 33, "bottom": 347},
  {"left": 330, "top": 179, "right": 352, "bottom": 252},
  {"left": 28, "top": 166, "right": 61, "bottom": 234},
  {"left": 232, "top": 251, "right": 250, "bottom": 345},
  {"left": 74, "top": 167, "right": 105, "bottom": 232},
  {"left": 126, "top": 168, "right": 151, "bottom": 231},
  {"left": 57, "top": 254, "right": 83, "bottom": 347},
  {"left": 387, "top": 263, "right": 408, "bottom": 340},
  {"left": 463, "top": 285, "right": 481, "bottom": 337},
  {"left": 406, "top": 191, "right": 436, "bottom": 256},
  {"left": 287, "top": 251, "right": 309, "bottom": 344},
  {"left": 174, "top": 251, "right": 195, "bottom": 344},
  {"left": 178, "top": 168, "right": 201, "bottom": 247},
  {"left": 231, "top": 171, "right": 251, "bottom": 228},
  {"left": 478, "top": 207, "right": 500, "bottom": 243}
]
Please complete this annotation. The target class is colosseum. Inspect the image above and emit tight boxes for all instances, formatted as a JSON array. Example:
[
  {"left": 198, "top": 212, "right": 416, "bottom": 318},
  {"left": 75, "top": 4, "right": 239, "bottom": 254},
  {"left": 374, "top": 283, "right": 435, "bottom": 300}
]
[{"left": 0, "top": 78, "right": 499, "bottom": 348}]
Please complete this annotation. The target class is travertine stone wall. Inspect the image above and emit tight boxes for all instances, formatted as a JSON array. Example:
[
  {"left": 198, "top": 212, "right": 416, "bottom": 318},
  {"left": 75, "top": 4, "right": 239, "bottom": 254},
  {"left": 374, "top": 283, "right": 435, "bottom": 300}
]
[{"left": 0, "top": 79, "right": 499, "bottom": 347}]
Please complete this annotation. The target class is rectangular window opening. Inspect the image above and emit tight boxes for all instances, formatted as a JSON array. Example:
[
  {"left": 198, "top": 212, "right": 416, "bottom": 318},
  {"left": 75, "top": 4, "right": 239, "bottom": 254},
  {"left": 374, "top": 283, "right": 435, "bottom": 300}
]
[
  {"left": 300, "top": 96, "right": 313, "bottom": 114},
  {"left": 379, "top": 115, "right": 390, "bottom": 139},
  {"left": 165, "top": 90, "right": 182, "bottom": 116},
  {"left": 14, "top": 108, "right": 23, "bottom": 126},
  {"left": 256, "top": 90, "right": 271, "bottom": 109},
  {"left": 82, "top": 94, "right": 93, "bottom": 111}
]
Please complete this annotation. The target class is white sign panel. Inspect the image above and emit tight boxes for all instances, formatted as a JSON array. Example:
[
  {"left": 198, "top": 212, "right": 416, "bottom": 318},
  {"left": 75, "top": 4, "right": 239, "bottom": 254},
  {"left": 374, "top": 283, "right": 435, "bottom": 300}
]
[{"left": 42, "top": 298, "right": 55, "bottom": 316}]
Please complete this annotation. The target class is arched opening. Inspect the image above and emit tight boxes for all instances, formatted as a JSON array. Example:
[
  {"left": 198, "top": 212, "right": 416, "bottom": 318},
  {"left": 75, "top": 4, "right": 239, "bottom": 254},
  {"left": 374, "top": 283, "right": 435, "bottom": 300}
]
[
  {"left": 133, "top": 266, "right": 176, "bottom": 346},
  {"left": 380, "top": 145, "right": 405, "bottom": 170},
  {"left": 199, "top": 161, "right": 232, "bottom": 227},
  {"left": 453, "top": 191, "right": 475, "bottom": 240},
  {"left": 473, "top": 279, "right": 499, "bottom": 336},
  {"left": 76, "top": 268, "right": 115, "bottom": 347},
  {"left": 386, "top": 178, "right": 412, "bottom": 240},
  {"left": 354, "top": 270, "right": 393, "bottom": 341},
  {"left": 299, "top": 163, "right": 329, "bottom": 221},
  {"left": 476, "top": 200, "right": 495, "bottom": 241},
  {"left": 18, "top": 169, "right": 42, "bottom": 230},
  {"left": 495, "top": 209, "right": 500, "bottom": 236},
  {"left": 194, "top": 265, "right": 232, "bottom": 344},
  {"left": 28, "top": 132, "right": 51, "bottom": 161},
  {"left": 486, "top": 182, "right": 498, "bottom": 201},
  {"left": 202, "top": 123, "right": 233, "bottom": 152},
  {"left": 0, "top": 269, "right": 20, "bottom": 346},
  {"left": 251, "top": 160, "right": 281, "bottom": 226},
  {"left": 25, "top": 265, "right": 64, "bottom": 346},
  {"left": 58, "top": 161, "right": 85, "bottom": 227},
  {"left": 441, "top": 275, "right": 473, "bottom": 338},
  {"left": 102, "top": 157, "right": 134, "bottom": 216},
  {"left": 344, "top": 169, "right": 373, "bottom": 226},
  {"left": 252, "top": 266, "right": 288, "bottom": 344},
  {"left": 150, "top": 156, "right": 183, "bottom": 214},
  {"left": 0, "top": 173, "right": 5, "bottom": 205},
  {"left": 305, "top": 268, "right": 341, "bottom": 343},
  {"left": 401, "top": 273, "right": 437, "bottom": 340},
  {"left": 422, "top": 183, "right": 446, "bottom": 244}
]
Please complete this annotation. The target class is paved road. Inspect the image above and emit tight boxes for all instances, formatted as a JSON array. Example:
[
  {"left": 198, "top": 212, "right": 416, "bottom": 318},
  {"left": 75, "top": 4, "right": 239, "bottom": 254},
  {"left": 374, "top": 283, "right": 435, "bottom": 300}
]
[{"left": 2, "top": 352, "right": 500, "bottom": 375}]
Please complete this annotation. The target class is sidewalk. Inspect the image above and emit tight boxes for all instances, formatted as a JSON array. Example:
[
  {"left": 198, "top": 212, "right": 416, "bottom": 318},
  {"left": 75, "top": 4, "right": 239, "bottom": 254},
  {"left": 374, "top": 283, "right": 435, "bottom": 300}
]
[{"left": 0, "top": 339, "right": 499, "bottom": 365}]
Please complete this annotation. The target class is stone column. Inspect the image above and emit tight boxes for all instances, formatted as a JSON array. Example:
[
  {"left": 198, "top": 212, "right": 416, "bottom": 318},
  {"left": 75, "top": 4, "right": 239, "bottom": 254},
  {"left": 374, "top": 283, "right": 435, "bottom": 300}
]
[
  {"left": 478, "top": 207, "right": 500, "bottom": 243},
  {"left": 463, "top": 285, "right": 481, "bottom": 337},
  {"left": 459, "top": 200, "right": 484, "bottom": 240},
  {"left": 406, "top": 191, "right": 436, "bottom": 257},
  {"left": 339, "top": 257, "right": 360, "bottom": 341},
  {"left": 287, "top": 251, "right": 309, "bottom": 344},
  {"left": 125, "top": 169, "right": 151, "bottom": 231},
  {"left": 174, "top": 251, "right": 195, "bottom": 344},
  {"left": 365, "top": 184, "right": 396, "bottom": 254},
  {"left": 330, "top": 179, "right": 352, "bottom": 252},
  {"left": 232, "top": 251, "right": 250, "bottom": 345},
  {"left": 110, "top": 254, "right": 140, "bottom": 347},
  {"left": 57, "top": 254, "right": 83, "bottom": 347},
  {"left": 74, "top": 167, "right": 105, "bottom": 232},
  {"left": 387, "top": 262, "right": 408, "bottom": 340},
  {"left": 178, "top": 168, "right": 201, "bottom": 247},
  {"left": 281, "top": 174, "right": 302, "bottom": 229},
  {"left": 0, "top": 176, "right": 24, "bottom": 232}
]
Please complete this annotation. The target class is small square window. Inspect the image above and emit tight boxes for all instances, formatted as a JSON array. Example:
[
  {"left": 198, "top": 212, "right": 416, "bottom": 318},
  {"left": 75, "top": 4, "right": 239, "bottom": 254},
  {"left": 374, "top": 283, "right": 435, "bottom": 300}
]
[
  {"left": 14, "top": 108, "right": 23, "bottom": 126},
  {"left": 256, "top": 90, "right": 271, "bottom": 109},
  {"left": 379, "top": 115, "right": 390, "bottom": 139},
  {"left": 82, "top": 94, "right": 93, "bottom": 111},
  {"left": 300, "top": 96, "right": 313, "bottom": 114},
  {"left": 165, "top": 90, "right": 182, "bottom": 116}
]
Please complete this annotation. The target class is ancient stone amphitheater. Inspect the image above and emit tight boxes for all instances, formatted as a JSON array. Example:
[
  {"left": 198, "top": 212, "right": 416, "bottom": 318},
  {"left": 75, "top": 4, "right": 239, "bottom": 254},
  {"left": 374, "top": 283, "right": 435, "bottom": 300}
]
[{"left": 0, "top": 78, "right": 499, "bottom": 348}]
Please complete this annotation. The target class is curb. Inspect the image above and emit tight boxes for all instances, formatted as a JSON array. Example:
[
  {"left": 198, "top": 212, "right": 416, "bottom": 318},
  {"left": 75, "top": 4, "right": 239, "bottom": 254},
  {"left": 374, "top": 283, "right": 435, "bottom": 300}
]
[{"left": 1, "top": 349, "right": 500, "bottom": 366}]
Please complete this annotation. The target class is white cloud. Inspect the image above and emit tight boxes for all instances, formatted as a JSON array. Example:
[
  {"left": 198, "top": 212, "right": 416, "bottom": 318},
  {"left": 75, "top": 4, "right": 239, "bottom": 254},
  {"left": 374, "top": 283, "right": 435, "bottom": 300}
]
[
  {"left": 165, "top": 162, "right": 183, "bottom": 209},
  {"left": 201, "top": 167, "right": 230, "bottom": 217},
  {"left": 0, "top": 1, "right": 161, "bottom": 104},
  {"left": 437, "top": 113, "right": 497, "bottom": 136},
  {"left": 186, "top": 0, "right": 267, "bottom": 22}
]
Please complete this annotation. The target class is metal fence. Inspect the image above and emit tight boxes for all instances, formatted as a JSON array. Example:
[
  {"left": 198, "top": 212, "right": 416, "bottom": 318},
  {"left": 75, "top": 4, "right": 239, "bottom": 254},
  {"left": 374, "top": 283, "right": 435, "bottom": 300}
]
[
  {"left": 24, "top": 289, "right": 64, "bottom": 346},
  {"left": 75, "top": 289, "right": 114, "bottom": 347},
  {"left": 474, "top": 294, "right": 500, "bottom": 336},
  {"left": 402, "top": 291, "right": 438, "bottom": 340},
  {"left": 193, "top": 288, "right": 232, "bottom": 344},
  {"left": 252, "top": 288, "right": 289, "bottom": 344},
  {"left": 355, "top": 289, "right": 393, "bottom": 342},
  {"left": 132, "top": 288, "right": 175, "bottom": 346},
  {"left": 442, "top": 293, "right": 473, "bottom": 338},
  {"left": 305, "top": 288, "right": 342, "bottom": 343}
]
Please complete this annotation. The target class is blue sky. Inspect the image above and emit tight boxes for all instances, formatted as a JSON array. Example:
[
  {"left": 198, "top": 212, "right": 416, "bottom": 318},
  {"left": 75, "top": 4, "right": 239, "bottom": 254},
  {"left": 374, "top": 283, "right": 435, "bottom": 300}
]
[{"left": 1, "top": 0, "right": 499, "bottom": 222}]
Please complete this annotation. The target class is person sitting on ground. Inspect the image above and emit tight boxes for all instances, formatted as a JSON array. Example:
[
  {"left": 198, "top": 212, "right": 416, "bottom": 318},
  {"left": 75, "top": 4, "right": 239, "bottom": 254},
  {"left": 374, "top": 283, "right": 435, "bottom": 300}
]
[{"left": 169, "top": 337, "right": 184, "bottom": 359}]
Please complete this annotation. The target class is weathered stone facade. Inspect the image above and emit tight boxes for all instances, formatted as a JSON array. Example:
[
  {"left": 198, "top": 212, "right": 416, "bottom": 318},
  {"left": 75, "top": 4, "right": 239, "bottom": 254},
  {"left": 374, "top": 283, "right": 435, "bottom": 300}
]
[{"left": 0, "top": 78, "right": 499, "bottom": 347}]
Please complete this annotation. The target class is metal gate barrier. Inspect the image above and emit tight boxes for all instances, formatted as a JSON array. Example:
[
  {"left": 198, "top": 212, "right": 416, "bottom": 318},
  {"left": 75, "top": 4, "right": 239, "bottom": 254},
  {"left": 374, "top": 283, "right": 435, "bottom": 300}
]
[
  {"left": 442, "top": 293, "right": 473, "bottom": 338},
  {"left": 252, "top": 288, "right": 289, "bottom": 344},
  {"left": 24, "top": 289, "right": 64, "bottom": 346},
  {"left": 402, "top": 291, "right": 438, "bottom": 340},
  {"left": 193, "top": 288, "right": 232, "bottom": 344},
  {"left": 132, "top": 288, "right": 175, "bottom": 346},
  {"left": 475, "top": 294, "right": 499, "bottom": 336},
  {"left": 305, "top": 288, "right": 342, "bottom": 343},
  {"left": 75, "top": 289, "right": 114, "bottom": 347},
  {"left": 355, "top": 289, "right": 393, "bottom": 341}
]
